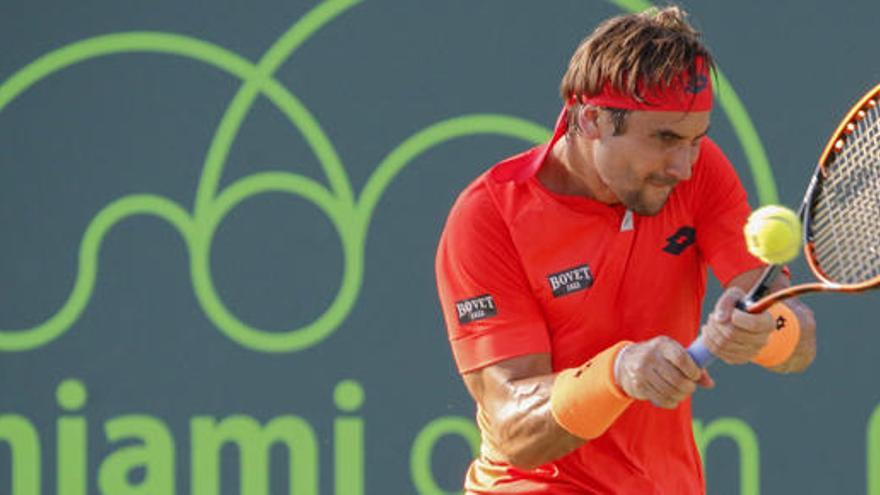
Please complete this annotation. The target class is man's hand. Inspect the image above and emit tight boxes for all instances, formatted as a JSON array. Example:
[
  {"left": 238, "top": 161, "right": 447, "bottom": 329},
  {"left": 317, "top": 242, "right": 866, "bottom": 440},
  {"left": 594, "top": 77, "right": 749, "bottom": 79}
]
[
  {"left": 702, "top": 287, "right": 775, "bottom": 364},
  {"left": 615, "top": 336, "right": 714, "bottom": 409}
]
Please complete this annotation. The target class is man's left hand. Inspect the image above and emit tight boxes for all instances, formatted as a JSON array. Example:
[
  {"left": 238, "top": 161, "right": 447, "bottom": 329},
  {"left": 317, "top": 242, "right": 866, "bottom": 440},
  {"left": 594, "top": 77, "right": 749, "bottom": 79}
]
[{"left": 701, "top": 287, "right": 775, "bottom": 365}]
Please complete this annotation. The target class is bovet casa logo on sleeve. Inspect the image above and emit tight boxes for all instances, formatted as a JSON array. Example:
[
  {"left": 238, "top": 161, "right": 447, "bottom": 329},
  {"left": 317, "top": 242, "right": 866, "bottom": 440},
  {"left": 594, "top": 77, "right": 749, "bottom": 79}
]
[
  {"left": 547, "top": 264, "right": 593, "bottom": 297},
  {"left": 455, "top": 294, "right": 497, "bottom": 324}
]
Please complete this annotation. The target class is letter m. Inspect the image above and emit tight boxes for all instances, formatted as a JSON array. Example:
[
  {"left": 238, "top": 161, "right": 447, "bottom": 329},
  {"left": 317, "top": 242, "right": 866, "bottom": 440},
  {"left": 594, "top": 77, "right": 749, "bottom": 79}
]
[{"left": 191, "top": 415, "right": 318, "bottom": 495}]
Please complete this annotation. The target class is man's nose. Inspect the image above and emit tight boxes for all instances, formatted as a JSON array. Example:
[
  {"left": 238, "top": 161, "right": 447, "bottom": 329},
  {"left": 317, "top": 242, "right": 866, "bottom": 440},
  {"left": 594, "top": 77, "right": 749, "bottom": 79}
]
[{"left": 666, "top": 145, "right": 697, "bottom": 181}]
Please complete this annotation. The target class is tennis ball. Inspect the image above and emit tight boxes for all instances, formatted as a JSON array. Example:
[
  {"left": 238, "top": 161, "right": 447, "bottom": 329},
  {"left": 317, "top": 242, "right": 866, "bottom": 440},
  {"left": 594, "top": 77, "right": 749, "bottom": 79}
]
[{"left": 744, "top": 205, "right": 802, "bottom": 264}]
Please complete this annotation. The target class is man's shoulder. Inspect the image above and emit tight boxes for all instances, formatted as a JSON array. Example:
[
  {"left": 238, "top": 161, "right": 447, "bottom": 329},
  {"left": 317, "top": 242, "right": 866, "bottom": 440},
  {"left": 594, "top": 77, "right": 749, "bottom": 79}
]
[
  {"left": 681, "top": 136, "right": 741, "bottom": 198},
  {"left": 487, "top": 145, "right": 546, "bottom": 183},
  {"left": 443, "top": 145, "right": 546, "bottom": 244},
  {"left": 695, "top": 136, "right": 733, "bottom": 175},
  {"left": 451, "top": 145, "right": 545, "bottom": 215},
  {"left": 698, "top": 136, "right": 726, "bottom": 162}
]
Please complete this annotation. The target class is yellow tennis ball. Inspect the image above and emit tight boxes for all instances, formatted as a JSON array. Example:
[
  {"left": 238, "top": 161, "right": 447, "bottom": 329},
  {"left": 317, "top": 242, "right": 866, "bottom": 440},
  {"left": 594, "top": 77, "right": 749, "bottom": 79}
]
[{"left": 744, "top": 205, "right": 802, "bottom": 264}]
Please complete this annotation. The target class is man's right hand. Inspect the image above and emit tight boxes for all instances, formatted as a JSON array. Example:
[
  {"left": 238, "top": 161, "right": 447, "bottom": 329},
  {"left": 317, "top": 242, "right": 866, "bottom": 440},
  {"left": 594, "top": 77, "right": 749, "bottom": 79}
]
[{"left": 614, "top": 336, "right": 714, "bottom": 409}]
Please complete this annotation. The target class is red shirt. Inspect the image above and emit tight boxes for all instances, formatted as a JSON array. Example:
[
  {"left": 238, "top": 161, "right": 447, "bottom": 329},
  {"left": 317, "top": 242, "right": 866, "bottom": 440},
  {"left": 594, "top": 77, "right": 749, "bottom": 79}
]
[{"left": 435, "top": 109, "right": 762, "bottom": 494}]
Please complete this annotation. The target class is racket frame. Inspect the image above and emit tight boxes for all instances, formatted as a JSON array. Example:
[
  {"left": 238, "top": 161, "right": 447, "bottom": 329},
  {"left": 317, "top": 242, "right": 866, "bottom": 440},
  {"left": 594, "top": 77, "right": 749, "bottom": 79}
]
[
  {"left": 689, "top": 82, "right": 880, "bottom": 367},
  {"left": 742, "top": 83, "right": 880, "bottom": 313}
]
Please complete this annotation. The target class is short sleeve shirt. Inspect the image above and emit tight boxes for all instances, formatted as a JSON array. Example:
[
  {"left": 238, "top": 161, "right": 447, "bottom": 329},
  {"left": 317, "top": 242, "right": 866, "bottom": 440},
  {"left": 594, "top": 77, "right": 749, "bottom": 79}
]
[{"left": 435, "top": 108, "right": 763, "bottom": 494}]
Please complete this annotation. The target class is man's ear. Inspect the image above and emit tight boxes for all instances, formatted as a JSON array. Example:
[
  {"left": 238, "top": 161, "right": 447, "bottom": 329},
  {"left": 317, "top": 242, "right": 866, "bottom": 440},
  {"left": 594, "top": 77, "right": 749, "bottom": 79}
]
[{"left": 579, "top": 106, "right": 602, "bottom": 139}]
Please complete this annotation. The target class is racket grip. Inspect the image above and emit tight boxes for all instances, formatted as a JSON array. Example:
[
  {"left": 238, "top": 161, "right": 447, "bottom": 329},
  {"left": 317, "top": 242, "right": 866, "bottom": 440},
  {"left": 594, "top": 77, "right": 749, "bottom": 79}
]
[
  {"left": 686, "top": 336, "right": 716, "bottom": 368},
  {"left": 687, "top": 297, "right": 754, "bottom": 368}
]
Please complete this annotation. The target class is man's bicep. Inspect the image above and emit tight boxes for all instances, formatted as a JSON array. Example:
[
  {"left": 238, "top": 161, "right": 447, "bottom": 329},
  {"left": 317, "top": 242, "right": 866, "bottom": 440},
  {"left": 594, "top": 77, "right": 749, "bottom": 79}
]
[{"left": 692, "top": 140, "right": 765, "bottom": 284}]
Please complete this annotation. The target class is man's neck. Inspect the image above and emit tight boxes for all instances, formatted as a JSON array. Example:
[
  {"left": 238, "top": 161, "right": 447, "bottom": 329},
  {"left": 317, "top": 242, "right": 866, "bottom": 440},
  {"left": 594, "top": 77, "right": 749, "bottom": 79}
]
[{"left": 538, "top": 134, "right": 618, "bottom": 204}]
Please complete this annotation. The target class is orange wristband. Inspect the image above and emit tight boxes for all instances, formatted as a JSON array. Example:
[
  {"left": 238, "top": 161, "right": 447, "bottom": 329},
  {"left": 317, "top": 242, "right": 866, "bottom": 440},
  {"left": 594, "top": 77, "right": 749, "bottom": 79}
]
[
  {"left": 550, "top": 341, "right": 634, "bottom": 440},
  {"left": 751, "top": 302, "right": 801, "bottom": 368}
]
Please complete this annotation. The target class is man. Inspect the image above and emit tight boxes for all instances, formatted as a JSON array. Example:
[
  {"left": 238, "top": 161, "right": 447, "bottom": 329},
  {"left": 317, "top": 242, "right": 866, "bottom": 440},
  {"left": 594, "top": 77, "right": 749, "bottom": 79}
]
[{"left": 434, "top": 6, "right": 816, "bottom": 494}]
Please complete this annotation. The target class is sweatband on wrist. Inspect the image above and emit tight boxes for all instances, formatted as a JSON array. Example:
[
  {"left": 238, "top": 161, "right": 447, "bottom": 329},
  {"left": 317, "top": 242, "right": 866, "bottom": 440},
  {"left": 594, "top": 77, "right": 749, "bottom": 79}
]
[
  {"left": 751, "top": 302, "right": 801, "bottom": 368},
  {"left": 550, "top": 341, "right": 634, "bottom": 440}
]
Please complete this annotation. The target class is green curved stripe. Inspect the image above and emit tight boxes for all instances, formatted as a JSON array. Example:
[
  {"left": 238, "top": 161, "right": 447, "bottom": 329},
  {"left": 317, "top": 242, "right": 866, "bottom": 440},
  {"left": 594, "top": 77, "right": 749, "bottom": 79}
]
[
  {"left": 0, "top": 1, "right": 365, "bottom": 351},
  {"left": 190, "top": 172, "right": 361, "bottom": 353},
  {"left": 0, "top": 0, "right": 778, "bottom": 352},
  {"left": 713, "top": 71, "right": 778, "bottom": 203},
  {"left": 358, "top": 115, "right": 551, "bottom": 226},
  {"left": 607, "top": 0, "right": 778, "bottom": 204},
  {"left": 869, "top": 404, "right": 880, "bottom": 495},
  {"left": 194, "top": 0, "right": 360, "bottom": 219},
  {"left": 410, "top": 417, "right": 481, "bottom": 495},
  {"left": 610, "top": 0, "right": 653, "bottom": 11},
  {"left": 0, "top": 33, "right": 254, "bottom": 113},
  {"left": 0, "top": 30, "right": 351, "bottom": 208},
  {"left": 0, "top": 195, "right": 192, "bottom": 350},
  {"left": 0, "top": 0, "right": 366, "bottom": 352}
]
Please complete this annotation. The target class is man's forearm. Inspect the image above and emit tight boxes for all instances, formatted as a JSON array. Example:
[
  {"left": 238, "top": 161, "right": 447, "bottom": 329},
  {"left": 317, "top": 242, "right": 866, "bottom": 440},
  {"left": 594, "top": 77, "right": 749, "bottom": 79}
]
[{"left": 481, "top": 373, "right": 585, "bottom": 470}]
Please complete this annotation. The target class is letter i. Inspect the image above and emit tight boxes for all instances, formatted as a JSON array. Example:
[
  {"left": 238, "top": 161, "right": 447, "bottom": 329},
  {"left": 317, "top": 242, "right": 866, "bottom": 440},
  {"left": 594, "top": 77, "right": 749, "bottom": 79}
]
[
  {"left": 334, "top": 380, "right": 364, "bottom": 495},
  {"left": 57, "top": 379, "right": 87, "bottom": 495}
]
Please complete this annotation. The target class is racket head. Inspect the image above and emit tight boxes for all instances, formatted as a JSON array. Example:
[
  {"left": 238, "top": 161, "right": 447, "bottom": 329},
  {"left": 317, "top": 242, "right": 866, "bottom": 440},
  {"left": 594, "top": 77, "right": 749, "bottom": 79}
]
[{"left": 802, "top": 83, "right": 880, "bottom": 291}]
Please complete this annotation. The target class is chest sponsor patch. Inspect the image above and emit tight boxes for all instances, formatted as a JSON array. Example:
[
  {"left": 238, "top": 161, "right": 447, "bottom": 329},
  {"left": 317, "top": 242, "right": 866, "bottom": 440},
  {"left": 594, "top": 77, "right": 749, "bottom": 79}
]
[
  {"left": 547, "top": 264, "right": 594, "bottom": 297},
  {"left": 455, "top": 294, "right": 497, "bottom": 324}
]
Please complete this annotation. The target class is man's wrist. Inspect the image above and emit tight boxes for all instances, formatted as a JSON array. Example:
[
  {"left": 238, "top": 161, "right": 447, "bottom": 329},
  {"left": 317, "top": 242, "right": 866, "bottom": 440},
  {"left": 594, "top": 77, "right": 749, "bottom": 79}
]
[{"left": 613, "top": 342, "right": 634, "bottom": 397}]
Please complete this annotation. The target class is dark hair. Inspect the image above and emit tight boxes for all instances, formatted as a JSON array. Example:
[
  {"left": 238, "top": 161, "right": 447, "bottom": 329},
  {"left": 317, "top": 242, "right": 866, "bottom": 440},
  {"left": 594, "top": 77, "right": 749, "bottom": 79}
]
[
  {"left": 561, "top": 6, "right": 714, "bottom": 134},
  {"left": 568, "top": 107, "right": 630, "bottom": 136}
]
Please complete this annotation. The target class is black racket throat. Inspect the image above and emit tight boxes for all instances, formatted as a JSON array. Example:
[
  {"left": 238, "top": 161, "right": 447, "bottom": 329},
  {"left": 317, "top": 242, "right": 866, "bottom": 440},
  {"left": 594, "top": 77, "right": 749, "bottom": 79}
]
[{"left": 736, "top": 264, "right": 785, "bottom": 312}]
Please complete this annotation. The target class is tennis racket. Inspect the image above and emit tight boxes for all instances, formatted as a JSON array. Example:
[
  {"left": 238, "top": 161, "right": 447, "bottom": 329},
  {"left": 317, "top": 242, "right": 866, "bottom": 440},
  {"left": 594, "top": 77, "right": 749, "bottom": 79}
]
[{"left": 688, "top": 82, "right": 880, "bottom": 368}]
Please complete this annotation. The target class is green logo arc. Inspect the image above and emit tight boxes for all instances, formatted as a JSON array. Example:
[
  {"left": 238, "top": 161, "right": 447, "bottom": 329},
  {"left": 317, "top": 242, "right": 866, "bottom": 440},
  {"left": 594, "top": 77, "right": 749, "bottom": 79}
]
[{"left": 0, "top": 0, "right": 776, "bottom": 353}]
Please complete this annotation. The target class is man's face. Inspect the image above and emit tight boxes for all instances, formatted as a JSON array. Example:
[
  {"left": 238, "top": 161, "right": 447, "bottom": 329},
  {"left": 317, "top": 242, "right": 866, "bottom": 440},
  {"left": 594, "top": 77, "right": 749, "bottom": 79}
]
[{"left": 588, "top": 108, "right": 711, "bottom": 216}]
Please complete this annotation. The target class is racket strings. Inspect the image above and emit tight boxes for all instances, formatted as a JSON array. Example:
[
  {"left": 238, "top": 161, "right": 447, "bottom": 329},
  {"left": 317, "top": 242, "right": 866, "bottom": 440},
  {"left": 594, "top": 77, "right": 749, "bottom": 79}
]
[{"left": 810, "top": 97, "right": 880, "bottom": 285}]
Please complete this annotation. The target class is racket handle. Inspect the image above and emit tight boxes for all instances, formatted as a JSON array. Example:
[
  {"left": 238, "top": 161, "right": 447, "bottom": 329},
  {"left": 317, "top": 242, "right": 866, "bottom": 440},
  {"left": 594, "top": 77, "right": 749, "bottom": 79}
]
[
  {"left": 687, "top": 297, "right": 753, "bottom": 368},
  {"left": 686, "top": 336, "right": 716, "bottom": 368}
]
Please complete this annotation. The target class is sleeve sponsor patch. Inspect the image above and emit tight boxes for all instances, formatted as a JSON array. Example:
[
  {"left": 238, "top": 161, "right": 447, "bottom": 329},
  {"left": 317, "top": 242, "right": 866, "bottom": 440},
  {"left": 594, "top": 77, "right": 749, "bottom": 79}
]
[{"left": 455, "top": 294, "right": 497, "bottom": 324}]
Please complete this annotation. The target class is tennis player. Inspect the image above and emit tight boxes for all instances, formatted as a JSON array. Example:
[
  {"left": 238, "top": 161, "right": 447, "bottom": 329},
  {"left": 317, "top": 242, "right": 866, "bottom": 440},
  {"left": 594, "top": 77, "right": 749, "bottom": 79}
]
[{"left": 435, "top": 6, "right": 816, "bottom": 494}]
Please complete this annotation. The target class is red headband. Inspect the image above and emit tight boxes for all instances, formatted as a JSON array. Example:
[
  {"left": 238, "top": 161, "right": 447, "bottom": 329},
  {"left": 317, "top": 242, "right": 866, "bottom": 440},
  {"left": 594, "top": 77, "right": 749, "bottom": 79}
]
[{"left": 577, "top": 58, "right": 713, "bottom": 112}]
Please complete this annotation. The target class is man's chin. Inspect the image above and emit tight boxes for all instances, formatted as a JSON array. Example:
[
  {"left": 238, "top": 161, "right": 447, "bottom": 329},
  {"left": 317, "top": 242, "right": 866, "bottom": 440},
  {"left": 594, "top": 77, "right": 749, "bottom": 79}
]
[
  {"left": 625, "top": 195, "right": 670, "bottom": 216},
  {"left": 629, "top": 203, "right": 665, "bottom": 216}
]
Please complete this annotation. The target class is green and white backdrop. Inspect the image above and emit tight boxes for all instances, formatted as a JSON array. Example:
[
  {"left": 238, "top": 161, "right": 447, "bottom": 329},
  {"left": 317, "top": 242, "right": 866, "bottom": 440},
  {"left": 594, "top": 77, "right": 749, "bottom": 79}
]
[{"left": 1, "top": 1, "right": 879, "bottom": 494}]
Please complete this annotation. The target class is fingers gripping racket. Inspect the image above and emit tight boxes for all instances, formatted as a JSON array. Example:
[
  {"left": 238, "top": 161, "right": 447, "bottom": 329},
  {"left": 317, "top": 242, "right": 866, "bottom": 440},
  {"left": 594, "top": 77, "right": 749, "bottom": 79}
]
[{"left": 688, "top": 82, "right": 880, "bottom": 367}]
